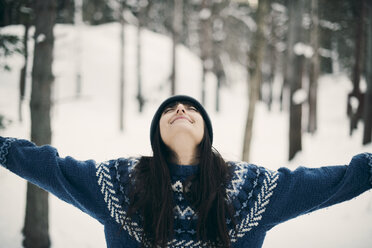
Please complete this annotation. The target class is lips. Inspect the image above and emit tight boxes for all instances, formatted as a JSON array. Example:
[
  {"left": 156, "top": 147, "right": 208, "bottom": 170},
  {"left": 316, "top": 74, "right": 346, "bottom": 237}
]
[{"left": 171, "top": 116, "right": 192, "bottom": 124}]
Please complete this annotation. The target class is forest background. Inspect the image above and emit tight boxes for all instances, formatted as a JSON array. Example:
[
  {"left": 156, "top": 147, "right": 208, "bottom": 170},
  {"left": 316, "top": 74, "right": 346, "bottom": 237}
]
[{"left": 0, "top": 0, "right": 372, "bottom": 247}]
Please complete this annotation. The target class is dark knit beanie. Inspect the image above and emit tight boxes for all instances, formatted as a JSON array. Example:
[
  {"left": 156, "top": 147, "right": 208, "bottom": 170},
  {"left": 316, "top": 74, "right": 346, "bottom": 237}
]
[{"left": 150, "top": 95, "right": 213, "bottom": 147}]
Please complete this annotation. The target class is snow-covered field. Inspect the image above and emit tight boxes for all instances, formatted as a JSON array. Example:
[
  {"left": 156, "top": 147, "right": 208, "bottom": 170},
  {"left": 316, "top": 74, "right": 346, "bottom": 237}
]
[{"left": 0, "top": 23, "right": 371, "bottom": 248}]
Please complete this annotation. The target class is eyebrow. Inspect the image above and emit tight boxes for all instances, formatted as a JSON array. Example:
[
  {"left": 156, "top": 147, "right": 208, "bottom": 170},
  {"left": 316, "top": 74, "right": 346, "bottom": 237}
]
[{"left": 163, "top": 101, "right": 198, "bottom": 111}]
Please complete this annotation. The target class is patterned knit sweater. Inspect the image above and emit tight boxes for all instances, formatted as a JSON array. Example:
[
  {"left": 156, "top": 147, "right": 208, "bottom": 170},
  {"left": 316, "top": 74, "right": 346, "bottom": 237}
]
[{"left": 0, "top": 137, "right": 371, "bottom": 247}]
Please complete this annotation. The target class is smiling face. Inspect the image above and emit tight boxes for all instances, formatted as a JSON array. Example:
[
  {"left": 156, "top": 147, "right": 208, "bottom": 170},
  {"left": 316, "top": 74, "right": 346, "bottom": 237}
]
[{"left": 159, "top": 101, "right": 205, "bottom": 149}]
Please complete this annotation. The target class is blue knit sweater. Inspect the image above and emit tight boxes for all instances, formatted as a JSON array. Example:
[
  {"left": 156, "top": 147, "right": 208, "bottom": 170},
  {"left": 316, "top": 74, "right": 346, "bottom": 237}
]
[{"left": 0, "top": 136, "right": 371, "bottom": 247}]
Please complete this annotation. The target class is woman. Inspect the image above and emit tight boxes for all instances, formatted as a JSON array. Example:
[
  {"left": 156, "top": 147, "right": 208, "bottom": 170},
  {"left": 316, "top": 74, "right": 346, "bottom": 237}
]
[{"left": 0, "top": 95, "right": 371, "bottom": 248}]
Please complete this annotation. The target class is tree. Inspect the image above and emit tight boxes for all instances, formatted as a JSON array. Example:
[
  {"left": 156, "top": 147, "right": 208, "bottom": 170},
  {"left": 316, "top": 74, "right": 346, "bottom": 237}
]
[
  {"left": 242, "top": 0, "right": 269, "bottom": 162},
  {"left": 347, "top": 0, "right": 366, "bottom": 136},
  {"left": 82, "top": 0, "right": 115, "bottom": 25},
  {"left": 74, "top": 0, "right": 83, "bottom": 98},
  {"left": 136, "top": 8, "right": 145, "bottom": 112},
  {"left": 211, "top": 1, "right": 228, "bottom": 112},
  {"left": 0, "top": 34, "right": 22, "bottom": 71},
  {"left": 307, "top": 0, "right": 320, "bottom": 134},
  {"left": 0, "top": 114, "right": 12, "bottom": 131},
  {"left": 118, "top": 1, "right": 126, "bottom": 131},
  {"left": 199, "top": 0, "right": 213, "bottom": 105},
  {"left": 266, "top": 11, "right": 276, "bottom": 111},
  {"left": 286, "top": 0, "right": 305, "bottom": 161},
  {"left": 130, "top": 0, "right": 152, "bottom": 112},
  {"left": 23, "top": 0, "right": 56, "bottom": 247},
  {"left": 170, "top": 0, "right": 183, "bottom": 95},
  {"left": 18, "top": 0, "right": 32, "bottom": 122},
  {"left": 363, "top": 0, "right": 372, "bottom": 144}
]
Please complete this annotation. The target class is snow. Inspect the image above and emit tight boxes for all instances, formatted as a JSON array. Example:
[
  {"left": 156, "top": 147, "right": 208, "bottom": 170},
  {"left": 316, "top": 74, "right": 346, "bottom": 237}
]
[
  {"left": 203, "top": 58, "right": 213, "bottom": 70},
  {"left": 19, "top": 6, "right": 32, "bottom": 14},
  {"left": 292, "top": 88, "right": 307, "bottom": 105},
  {"left": 247, "top": 0, "right": 258, "bottom": 9},
  {"left": 199, "top": 8, "right": 212, "bottom": 20},
  {"left": 275, "top": 41, "right": 286, "bottom": 52},
  {"left": 36, "top": 33, "right": 46, "bottom": 43},
  {"left": 0, "top": 23, "right": 372, "bottom": 248},
  {"left": 271, "top": 3, "right": 286, "bottom": 13},
  {"left": 123, "top": 9, "right": 139, "bottom": 25},
  {"left": 319, "top": 19, "right": 341, "bottom": 31},
  {"left": 294, "top": 42, "right": 313, "bottom": 58},
  {"left": 349, "top": 96, "right": 359, "bottom": 112},
  {"left": 318, "top": 47, "right": 333, "bottom": 58}
]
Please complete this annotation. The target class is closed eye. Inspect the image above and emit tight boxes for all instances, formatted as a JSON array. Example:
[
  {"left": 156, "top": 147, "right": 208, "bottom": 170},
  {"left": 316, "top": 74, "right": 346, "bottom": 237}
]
[
  {"left": 187, "top": 106, "right": 198, "bottom": 111},
  {"left": 163, "top": 107, "right": 174, "bottom": 114}
]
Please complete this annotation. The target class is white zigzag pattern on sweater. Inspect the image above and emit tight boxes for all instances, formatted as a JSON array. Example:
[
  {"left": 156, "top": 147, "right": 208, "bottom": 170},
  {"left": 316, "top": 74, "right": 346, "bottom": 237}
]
[
  {"left": 226, "top": 161, "right": 251, "bottom": 200},
  {"left": 96, "top": 160, "right": 144, "bottom": 243},
  {"left": 229, "top": 169, "right": 279, "bottom": 242},
  {"left": 167, "top": 239, "right": 218, "bottom": 248},
  {"left": 96, "top": 159, "right": 279, "bottom": 247},
  {"left": 174, "top": 205, "right": 195, "bottom": 218},
  {"left": 0, "top": 138, "right": 16, "bottom": 165},
  {"left": 167, "top": 167, "right": 279, "bottom": 247}
]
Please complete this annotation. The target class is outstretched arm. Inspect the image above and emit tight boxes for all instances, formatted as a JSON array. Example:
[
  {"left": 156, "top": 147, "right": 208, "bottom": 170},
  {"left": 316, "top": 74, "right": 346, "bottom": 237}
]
[
  {"left": 0, "top": 136, "right": 111, "bottom": 223},
  {"left": 263, "top": 153, "right": 372, "bottom": 229}
]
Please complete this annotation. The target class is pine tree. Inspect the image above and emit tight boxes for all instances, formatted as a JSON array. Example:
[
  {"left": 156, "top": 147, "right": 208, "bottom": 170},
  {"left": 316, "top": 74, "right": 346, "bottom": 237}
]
[
  {"left": 23, "top": 1, "right": 56, "bottom": 247},
  {"left": 242, "top": 0, "right": 269, "bottom": 162}
]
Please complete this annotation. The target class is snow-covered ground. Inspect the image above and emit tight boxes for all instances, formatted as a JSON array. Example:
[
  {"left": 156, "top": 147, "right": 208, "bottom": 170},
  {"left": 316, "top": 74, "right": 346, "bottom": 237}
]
[{"left": 0, "top": 23, "right": 371, "bottom": 248}]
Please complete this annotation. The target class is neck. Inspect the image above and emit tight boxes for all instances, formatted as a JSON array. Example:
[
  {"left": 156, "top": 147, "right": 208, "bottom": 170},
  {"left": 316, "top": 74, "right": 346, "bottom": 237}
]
[
  {"left": 169, "top": 138, "right": 199, "bottom": 165},
  {"left": 173, "top": 152, "right": 198, "bottom": 165}
]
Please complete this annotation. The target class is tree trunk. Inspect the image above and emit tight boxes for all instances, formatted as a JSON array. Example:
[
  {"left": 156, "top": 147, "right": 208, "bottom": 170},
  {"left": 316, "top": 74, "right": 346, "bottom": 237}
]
[
  {"left": 308, "top": 0, "right": 320, "bottom": 134},
  {"left": 171, "top": 0, "right": 183, "bottom": 96},
  {"left": 267, "top": 12, "right": 277, "bottom": 112},
  {"left": 171, "top": 20, "right": 176, "bottom": 95},
  {"left": 23, "top": 0, "right": 56, "bottom": 247},
  {"left": 211, "top": 3, "right": 226, "bottom": 112},
  {"left": 200, "top": 0, "right": 212, "bottom": 105},
  {"left": 242, "top": 0, "right": 269, "bottom": 162},
  {"left": 280, "top": 51, "right": 288, "bottom": 112},
  {"left": 215, "top": 71, "right": 224, "bottom": 112},
  {"left": 19, "top": 22, "right": 29, "bottom": 123},
  {"left": 19, "top": 0, "right": 32, "bottom": 123},
  {"left": 23, "top": 183, "right": 50, "bottom": 248},
  {"left": 215, "top": 77, "right": 220, "bottom": 112},
  {"left": 119, "top": 4, "right": 125, "bottom": 131},
  {"left": 287, "top": 0, "right": 304, "bottom": 161},
  {"left": 289, "top": 55, "right": 304, "bottom": 160},
  {"left": 135, "top": 2, "right": 152, "bottom": 112},
  {"left": 348, "top": 0, "right": 366, "bottom": 135},
  {"left": 363, "top": 0, "right": 372, "bottom": 144},
  {"left": 74, "top": 0, "right": 83, "bottom": 98},
  {"left": 137, "top": 19, "right": 144, "bottom": 112}
]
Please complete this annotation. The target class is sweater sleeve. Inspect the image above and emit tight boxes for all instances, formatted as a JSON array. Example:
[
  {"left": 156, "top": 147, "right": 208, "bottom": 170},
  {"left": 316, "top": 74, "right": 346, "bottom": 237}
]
[
  {"left": 263, "top": 153, "right": 372, "bottom": 229},
  {"left": 0, "top": 136, "right": 110, "bottom": 223}
]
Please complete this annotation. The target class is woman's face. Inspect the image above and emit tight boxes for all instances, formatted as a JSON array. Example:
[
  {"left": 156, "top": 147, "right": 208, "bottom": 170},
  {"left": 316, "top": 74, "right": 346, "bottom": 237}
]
[{"left": 159, "top": 102, "right": 204, "bottom": 148}]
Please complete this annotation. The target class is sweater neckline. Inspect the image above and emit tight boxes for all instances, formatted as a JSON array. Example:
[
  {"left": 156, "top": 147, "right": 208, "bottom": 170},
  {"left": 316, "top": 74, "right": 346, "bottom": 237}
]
[{"left": 168, "top": 163, "right": 199, "bottom": 177}]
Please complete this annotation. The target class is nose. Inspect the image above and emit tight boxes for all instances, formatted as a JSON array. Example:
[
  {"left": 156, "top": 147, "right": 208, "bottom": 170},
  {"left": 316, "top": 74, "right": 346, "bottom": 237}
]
[{"left": 176, "top": 104, "right": 186, "bottom": 114}]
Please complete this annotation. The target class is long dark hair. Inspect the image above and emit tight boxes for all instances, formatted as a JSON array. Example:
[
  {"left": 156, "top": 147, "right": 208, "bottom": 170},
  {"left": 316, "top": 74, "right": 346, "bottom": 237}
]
[{"left": 127, "top": 120, "right": 235, "bottom": 247}]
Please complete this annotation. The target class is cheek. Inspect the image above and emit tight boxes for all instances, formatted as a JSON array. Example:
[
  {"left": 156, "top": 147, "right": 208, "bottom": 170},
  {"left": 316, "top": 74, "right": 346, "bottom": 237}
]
[
  {"left": 196, "top": 117, "right": 205, "bottom": 140},
  {"left": 159, "top": 117, "right": 170, "bottom": 144}
]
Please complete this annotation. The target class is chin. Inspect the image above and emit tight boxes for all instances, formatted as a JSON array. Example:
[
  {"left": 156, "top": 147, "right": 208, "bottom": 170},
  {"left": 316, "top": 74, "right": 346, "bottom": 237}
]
[{"left": 169, "top": 132, "right": 200, "bottom": 142}]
